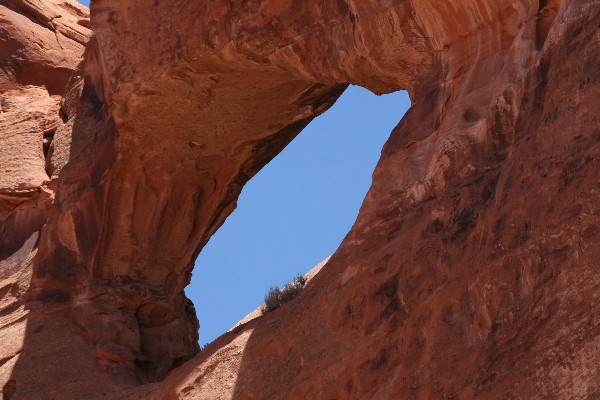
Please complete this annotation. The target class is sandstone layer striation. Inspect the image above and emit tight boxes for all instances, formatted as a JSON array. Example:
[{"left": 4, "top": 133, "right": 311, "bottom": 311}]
[
  {"left": 0, "top": 0, "right": 91, "bottom": 398},
  {"left": 0, "top": 0, "right": 599, "bottom": 399}
]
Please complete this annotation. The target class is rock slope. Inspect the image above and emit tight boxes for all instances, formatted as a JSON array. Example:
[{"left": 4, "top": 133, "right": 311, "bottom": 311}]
[{"left": 0, "top": 0, "right": 599, "bottom": 399}]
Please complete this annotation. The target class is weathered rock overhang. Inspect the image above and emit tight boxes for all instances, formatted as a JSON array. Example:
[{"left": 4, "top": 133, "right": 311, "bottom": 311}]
[{"left": 1, "top": 0, "right": 599, "bottom": 398}]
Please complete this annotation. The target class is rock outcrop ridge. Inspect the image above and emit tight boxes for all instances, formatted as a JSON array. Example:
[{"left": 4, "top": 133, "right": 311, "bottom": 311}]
[{"left": 0, "top": 0, "right": 599, "bottom": 399}]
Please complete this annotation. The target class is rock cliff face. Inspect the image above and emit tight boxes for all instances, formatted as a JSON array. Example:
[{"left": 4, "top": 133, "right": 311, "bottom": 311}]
[
  {"left": 0, "top": 1, "right": 91, "bottom": 397},
  {"left": 1, "top": 0, "right": 599, "bottom": 399}
]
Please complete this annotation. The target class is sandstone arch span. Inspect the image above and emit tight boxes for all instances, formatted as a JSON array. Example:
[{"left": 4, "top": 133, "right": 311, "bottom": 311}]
[{"left": 0, "top": 0, "right": 599, "bottom": 398}]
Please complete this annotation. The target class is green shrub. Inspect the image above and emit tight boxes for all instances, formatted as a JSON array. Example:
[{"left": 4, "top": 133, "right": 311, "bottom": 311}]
[{"left": 262, "top": 274, "right": 307, "bottom": 314}]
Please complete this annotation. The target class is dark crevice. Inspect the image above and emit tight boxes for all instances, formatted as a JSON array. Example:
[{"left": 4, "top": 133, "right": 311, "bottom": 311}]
[
  {"left": 43, "top": 127, "right": 56, "bottom": 177},
  {"left": 2, "top": 379, "right": 16, "bottom": 400},
  {"left": 42, "top": 128, "right": 55, "bottom": 159},
  {"left": 59, "top": 106, "right": 68, "bottom": 123},
  {"left": 535, "top": 0, "right": 563, "bottom": 50}
]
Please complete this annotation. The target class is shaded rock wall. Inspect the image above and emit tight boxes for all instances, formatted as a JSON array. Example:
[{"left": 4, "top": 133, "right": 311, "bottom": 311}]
[
  {"left": 123, "top": 1, "right": 600, "bottom": 398},
  {"left": 0, "top": 0, "right": 599, "bottom": 398},
  {"left": 0, "top": 0, "right": 93, "bottom": 397}
]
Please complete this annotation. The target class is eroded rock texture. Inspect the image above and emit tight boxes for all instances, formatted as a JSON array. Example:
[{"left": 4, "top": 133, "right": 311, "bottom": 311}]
[
  {"left": 0, "top": 0, "right": 91, "bottom": 397},
  {"left": 0, "top": 0, "right": 599, "bottom": 398}
]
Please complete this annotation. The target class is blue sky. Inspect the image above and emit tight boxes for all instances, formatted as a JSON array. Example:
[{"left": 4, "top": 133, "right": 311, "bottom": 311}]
[
  {"left": 74, "top": 0, "right": 410, "bottom": 345},
  {"left": 190, "top": 86, "right": 409, "bottom": 344}
]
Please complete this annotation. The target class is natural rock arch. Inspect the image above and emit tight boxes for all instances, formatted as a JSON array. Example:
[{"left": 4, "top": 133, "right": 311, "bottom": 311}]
[{"left": 0, "top": 0, "right": 599, "bottom": 398}]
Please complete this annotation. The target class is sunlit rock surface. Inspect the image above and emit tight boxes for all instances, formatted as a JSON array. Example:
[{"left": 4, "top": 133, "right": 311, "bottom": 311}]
[
  {"left": 0, "top": 0, "right": 599, "bottom": 398},
  {"left": 0, "top": 0, "right": 92, "bottom": 397}
]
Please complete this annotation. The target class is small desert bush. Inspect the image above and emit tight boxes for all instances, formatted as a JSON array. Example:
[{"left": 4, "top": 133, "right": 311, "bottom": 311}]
[{"left": 262, "top": 274, "right": 307, "bottom": 314}]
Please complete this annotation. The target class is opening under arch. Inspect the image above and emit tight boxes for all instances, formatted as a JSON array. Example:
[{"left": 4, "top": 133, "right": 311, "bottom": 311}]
[{"left": 186, "top": 85, "right": 411, "bottom": 345}]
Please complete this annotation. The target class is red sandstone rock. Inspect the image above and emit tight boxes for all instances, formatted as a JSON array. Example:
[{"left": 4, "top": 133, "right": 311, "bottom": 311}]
[
  {"left": 0, "top": 0, "right": 90, "bottom": 397},
  {"left": 0, "top": 0, "right": 88, "bottom": 94},
  {"left": 0, "top": 0, "right": 89, "bottom": 214},
  {"left": 0, "top": 0, "right": 599, "bottom": 398}
]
